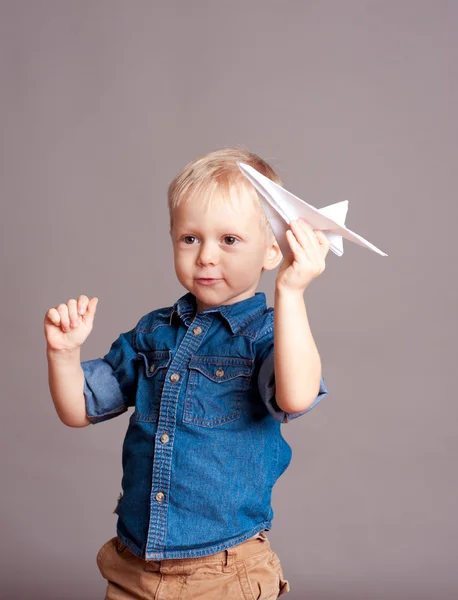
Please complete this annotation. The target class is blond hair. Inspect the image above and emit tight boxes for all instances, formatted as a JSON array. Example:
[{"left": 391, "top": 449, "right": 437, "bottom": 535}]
[{"left": 168, "top": 146, "right": 282, "bottom": 237}]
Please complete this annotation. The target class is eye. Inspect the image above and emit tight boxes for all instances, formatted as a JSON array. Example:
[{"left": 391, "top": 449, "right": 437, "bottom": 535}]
[
  {"left": 180, "top": 235, "right": 239, "bottom": 246},
  {"left": 182, "top": 235, "right": 197, "bottom": 244},
  {"left": 224, "top": 236, "right": 238, "bottom": 246}
]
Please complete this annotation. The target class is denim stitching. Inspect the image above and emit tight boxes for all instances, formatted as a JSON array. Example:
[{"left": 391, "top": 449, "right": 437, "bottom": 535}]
[
  {"left": 136, "top": 351, "right": 171, "bottom": 421},
  {"left": 230, "top": 305, "right": 268, "bottom": 335},
  {"left": 88, "top": 405, "right": 127, "bottom": 423},
  {"left": 183, "top": 361, "right": 252, "bottom": 427},
  {"left": 136, "top": 521, "right": 272, "bottom": 560},
  {"left": 243, "top": 308, "right": 274, "bottom": 339},
  {"left": 158, "top": 319, "right": 206, "bottom": 542},
  {"left": 150, "top": 317, "right": 206, "bottom": 554},
  {"left": 255, "top": 324, "right": 274, "bottom": 344}
]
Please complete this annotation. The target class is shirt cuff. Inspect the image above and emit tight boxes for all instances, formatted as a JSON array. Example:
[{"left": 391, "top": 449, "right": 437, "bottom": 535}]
[
  {"left": 257, "top": 349, "right": 329, "bottom": 423},
  {"left": 82, "top": 358, "right": 128, "bottom": 424}
]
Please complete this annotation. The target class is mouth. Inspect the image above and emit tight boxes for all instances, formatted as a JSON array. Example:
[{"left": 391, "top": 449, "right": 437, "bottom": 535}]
[{"left": 196, "top": 278, "right": 221, "bottom": 284}]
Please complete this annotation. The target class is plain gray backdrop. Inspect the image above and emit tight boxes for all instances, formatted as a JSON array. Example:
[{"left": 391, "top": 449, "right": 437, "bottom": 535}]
[{"left": 1, "top": 1, "right": 457, "bottom": 598}]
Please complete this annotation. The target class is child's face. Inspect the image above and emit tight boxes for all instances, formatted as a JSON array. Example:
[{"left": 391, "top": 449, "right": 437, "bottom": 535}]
[{"left": 170, "top": 186, "right": 280, "bottom": 312}]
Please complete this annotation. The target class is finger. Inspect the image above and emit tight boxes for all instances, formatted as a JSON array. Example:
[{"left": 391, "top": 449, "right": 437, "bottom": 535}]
[
  {"left": 314, "top": 230, "right": 331, "bottom": 255},
  {"left": 56, "top": 303, "right": 70, "bottom": 332},
  {"left": 293, "top": 224, "right": 327, "bottom": 265},
  {"left": 286, "top": 228, "right": 306, "bottom": 259},
  {"left": 296, "top": 219, "right": 319, "bottom": 248},
  {"left": 67, "top": 299, "right": 79, "bottom": 328},
  {"left": 87, "top": 297, "right": 99, "bottom": 315},
  {"left": 289, "top": 221, "right": 311, "bottom": 250},
  {"left": 46, "top": 307, "right": 61, "bottom": 327},
  {"left": 77, "top": 295, "right": 89, "bottom": 316},
  {"left": 82, "top": 297, "right": 99, "bottom": 326},
  {"left": 294, "top": 220, "right": 319, "bottom": 253}
]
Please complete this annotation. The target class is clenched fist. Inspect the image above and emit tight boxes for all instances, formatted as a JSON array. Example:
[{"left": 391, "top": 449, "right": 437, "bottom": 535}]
[{"left": 44, "top": 295, "right": 98, "bottom": 352}]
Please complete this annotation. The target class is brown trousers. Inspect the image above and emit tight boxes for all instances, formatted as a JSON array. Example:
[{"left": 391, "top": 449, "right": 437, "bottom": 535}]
[{"left": 96, "top": 532, "right": 290, "bottom": 599}]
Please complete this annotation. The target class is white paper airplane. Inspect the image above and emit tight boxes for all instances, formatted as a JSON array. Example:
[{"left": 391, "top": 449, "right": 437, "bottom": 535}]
[{"left": 237, "top": 162, "right": 387, "bottom": 257}]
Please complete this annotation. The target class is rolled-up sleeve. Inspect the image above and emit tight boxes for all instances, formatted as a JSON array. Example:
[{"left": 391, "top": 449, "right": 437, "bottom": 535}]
[
  {"left": 81, "top": 328, "right": 139, "bottom": 424},
  {"left": 256, "top": 334, "right": 328, "bottom": 424}
]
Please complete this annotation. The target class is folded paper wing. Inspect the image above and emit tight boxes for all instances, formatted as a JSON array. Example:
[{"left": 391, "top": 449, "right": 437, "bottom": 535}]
[{"left": 237, "top": 162, "right": 387, "bottom": 257}]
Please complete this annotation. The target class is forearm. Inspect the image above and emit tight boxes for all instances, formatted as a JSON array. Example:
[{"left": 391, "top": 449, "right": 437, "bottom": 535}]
[
  {"left": 47, "top": 347, "right": 90, "bottom": 427},
  {"left": 273, "top": 285, "right": 322, "bottom": 413}
]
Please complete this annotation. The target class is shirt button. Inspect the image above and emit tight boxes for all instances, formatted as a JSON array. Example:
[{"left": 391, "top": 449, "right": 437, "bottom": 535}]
[
  {"left": 160, "top": 433, "right": 169, "bottom": 444},
  {"left": 170, "top": 373, "right": 180, "bottom": 383},
  {"left": 215, "top": 368, "right": 224, "bottom": 378},
  {"left": 193, "top": 326, "right": 202, "bottom": 336},
  {"left": 155, "top": 492, "right": 165, "bottom": 503},
  {"left": 149, "top": 364, "right": 155, "bottom": 373}
]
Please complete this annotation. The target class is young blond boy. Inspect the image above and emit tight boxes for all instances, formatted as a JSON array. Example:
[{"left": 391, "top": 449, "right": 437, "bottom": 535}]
[{"left": 45, "top": 147, "right": 330, "bottom": 599}]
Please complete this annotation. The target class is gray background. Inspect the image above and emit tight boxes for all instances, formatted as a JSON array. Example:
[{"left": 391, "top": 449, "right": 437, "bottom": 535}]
[{"left": 1, "top": 1, "right": 457, "bottom": 598}]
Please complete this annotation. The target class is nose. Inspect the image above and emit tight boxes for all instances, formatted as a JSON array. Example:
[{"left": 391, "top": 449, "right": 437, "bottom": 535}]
[{"left": 196, "top": 240, "right": 219, "bottom": 266}]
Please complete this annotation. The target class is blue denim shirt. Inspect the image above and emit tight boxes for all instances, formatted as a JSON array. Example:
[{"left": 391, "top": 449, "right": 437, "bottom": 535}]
[{"left": 81, "top": 291, "right": 328, "bottom": 560}]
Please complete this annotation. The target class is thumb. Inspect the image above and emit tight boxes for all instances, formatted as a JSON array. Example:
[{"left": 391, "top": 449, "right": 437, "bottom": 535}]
[{"left": 315, "top": 230, "right": 330, "bottom": 247}]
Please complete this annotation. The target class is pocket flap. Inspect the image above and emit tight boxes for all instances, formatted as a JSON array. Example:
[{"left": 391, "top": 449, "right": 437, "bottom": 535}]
[
  {"left": 188, "top": 355, "right": 252, "bottom": 383},
  {"left": 137, "top": 350, "right": 172, "bottom": 378}
]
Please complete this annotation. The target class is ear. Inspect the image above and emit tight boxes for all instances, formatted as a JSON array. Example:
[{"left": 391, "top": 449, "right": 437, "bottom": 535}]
[{"left": 262, "top": 236, "right": 283, "bottom": 271}]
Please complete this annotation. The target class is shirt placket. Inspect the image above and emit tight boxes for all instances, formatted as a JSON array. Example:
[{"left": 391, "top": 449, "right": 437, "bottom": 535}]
[{"left": 145, "top": 313, "right": 212, "bottom": 559}]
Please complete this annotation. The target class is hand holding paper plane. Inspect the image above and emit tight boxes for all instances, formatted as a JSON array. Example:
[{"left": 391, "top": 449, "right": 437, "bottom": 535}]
[{"left": 237, "top": 162, "right": 387, "bottom": 257}]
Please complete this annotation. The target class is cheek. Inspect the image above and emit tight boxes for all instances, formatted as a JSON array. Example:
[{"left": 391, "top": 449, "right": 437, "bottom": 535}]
[
  {"left": 238, "top": 247, "right": 265, "bottom": 267},
  {"left": 174, "top": 253, "right": 190, "bottom": 274},
  {"left": 228, "top": 251, "right": 260, "bottom": 275},
  {"left": 177, "top": 259, "right": 191, "bottom": 274},
  {"left": 175, "top": 248, "right": 190, "bottom": 263}
]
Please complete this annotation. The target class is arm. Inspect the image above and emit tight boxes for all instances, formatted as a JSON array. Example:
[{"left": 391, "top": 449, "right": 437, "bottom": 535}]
[
  {"left": 273, "top": 217, "right": 331, "bottom": 414},
  {"left": 45, "top": 296, "right": 136, "bottom": 427},
  {"left": 44, "top": 295, "right": 98, "bottom": 428},
  {"left": 274, "top": 287, "right": 322, "bottom": 414},
  {"left": 47, "top": 347, "right": 90, "bottom": 428}
]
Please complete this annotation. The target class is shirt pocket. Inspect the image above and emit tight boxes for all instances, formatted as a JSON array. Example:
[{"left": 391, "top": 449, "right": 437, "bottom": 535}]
[
  {"left": 183, "top": 355, "right": 253, "bottom": 428},
  {"left": 133, "top": 349, "right": 172, "bottom": 422}
]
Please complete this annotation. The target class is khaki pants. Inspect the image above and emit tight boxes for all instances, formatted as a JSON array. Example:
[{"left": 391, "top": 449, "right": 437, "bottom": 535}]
[{"left": 96, "top": 531, "right": 290, "bottom": 599}]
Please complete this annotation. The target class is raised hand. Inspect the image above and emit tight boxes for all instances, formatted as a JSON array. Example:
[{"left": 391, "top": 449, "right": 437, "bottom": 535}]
[
  {"left": 44, "top": 295, "right": 98, "bottom": 352},
  {"left": 276, "top": 218, "right": 330, "bottom": 293}
]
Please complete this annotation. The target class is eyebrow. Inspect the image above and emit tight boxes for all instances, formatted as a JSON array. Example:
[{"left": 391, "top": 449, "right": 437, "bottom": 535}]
[{"left": 176, "top": 225, "right": 246, "bottom": 235}]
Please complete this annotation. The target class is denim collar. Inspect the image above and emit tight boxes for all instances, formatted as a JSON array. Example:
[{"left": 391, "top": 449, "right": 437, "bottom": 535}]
[{"left": 171, "top": 291, "right": 267, "bottom": 335}]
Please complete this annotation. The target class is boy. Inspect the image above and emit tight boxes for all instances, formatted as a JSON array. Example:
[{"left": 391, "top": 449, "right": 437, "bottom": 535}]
[{"left": 44, "top": 147, "right": 330, "bottom": 599}]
